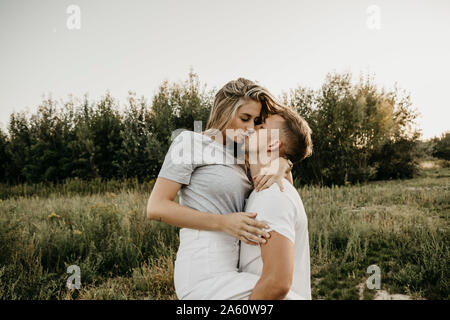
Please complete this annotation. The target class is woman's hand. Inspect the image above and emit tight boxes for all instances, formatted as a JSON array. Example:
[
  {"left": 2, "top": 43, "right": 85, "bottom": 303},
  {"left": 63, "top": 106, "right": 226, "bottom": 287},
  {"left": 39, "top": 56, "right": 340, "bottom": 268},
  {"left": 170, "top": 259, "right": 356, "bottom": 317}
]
[
  {"left": 253, "top": 157, "right": 292, "bottom": 192},
  {"left": 219, "top": 212, "right": 271, "bottom": 246}
]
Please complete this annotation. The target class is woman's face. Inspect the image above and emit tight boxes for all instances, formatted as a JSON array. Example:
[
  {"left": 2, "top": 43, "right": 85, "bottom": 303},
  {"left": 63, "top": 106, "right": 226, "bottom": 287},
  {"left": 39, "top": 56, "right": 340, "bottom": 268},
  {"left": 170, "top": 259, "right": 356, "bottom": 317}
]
[{"left": 225, "top": 99, "right": 262, "bottom": 143}]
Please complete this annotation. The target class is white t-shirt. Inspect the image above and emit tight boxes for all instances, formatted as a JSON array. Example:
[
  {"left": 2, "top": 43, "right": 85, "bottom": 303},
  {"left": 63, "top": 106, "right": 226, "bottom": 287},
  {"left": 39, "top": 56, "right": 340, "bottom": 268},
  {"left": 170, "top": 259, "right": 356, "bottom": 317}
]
[{"left": 239, "top": 178, "right": 312, "bottom": 300}]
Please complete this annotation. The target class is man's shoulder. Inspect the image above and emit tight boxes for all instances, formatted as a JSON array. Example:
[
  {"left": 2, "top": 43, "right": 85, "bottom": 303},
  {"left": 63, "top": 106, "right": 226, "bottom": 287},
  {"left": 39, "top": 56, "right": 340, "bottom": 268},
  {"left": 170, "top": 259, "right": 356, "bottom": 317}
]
[
  {"left": 247, "top": 179, "right": 294, "bottom": 206},
  {"left": 282, "top": 179, "right": 303, "bottom": 202},
  {"left": 262, "top": 178, "right": 298, "bottom": 197},
  {"left": 251, "top": 179, "right": 304, "bottom": 212},
  {"left": 250, "top": 182, "right": 284, "bottom": 200}
]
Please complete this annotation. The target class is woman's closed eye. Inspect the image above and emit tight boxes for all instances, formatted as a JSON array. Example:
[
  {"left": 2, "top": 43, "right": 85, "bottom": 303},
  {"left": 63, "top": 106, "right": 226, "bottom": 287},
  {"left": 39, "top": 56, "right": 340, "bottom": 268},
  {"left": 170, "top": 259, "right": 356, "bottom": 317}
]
[{"left": 241, "top": 117, "right": 260, "bottom": 123}]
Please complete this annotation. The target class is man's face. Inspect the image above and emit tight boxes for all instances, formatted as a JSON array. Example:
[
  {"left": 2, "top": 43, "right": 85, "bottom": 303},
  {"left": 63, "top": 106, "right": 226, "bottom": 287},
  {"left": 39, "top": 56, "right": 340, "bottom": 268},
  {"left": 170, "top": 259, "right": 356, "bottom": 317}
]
[{"left": 246, "top": 114, "right": 284, "bottom": 161}]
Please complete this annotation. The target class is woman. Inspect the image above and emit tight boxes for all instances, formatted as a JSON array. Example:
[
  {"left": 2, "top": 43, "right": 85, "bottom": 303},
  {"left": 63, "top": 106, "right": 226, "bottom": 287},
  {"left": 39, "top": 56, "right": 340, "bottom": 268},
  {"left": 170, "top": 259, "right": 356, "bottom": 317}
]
[{"left": 147, "top": 78, "right": 294, "bottom": 299}]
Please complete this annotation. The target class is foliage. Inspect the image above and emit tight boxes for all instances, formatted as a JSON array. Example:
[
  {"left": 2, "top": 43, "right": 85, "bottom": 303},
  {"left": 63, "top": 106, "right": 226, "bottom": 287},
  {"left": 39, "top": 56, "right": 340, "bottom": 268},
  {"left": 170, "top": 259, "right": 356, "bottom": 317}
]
[
  {"left": 431, "top": 132, "right": 450, "bottom": 160},
  {"left": 1, "top": 71, "right": 426, "bottom": 186},
  {"left": 1, "top": 71, "right": 211, "bottom": 185},
  {"left": 284, "top": 72, "right": 420, "bottom": 185}
]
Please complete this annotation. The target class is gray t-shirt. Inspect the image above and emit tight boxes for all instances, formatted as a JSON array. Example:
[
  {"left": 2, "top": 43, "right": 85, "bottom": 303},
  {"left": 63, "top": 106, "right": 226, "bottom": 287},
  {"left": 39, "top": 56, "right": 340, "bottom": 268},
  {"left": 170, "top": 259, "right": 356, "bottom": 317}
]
[{"left": 158, "top": 130, "right": 252, "bottom": 215}]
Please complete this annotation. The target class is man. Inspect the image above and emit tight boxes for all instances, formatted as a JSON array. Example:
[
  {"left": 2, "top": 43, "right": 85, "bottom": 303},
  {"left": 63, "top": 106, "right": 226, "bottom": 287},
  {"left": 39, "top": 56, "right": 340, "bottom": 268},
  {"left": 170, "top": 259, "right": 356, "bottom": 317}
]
[{"left": 240, "top": 106, "right": 313, "bottom": 300}]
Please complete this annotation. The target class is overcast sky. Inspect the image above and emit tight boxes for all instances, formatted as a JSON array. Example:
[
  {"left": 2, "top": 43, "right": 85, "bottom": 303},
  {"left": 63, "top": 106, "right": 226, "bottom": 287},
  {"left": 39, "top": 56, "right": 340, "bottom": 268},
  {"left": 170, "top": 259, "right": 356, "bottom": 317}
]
[{"left": 0, "top": 0, "right": 449, "bottom": 139}]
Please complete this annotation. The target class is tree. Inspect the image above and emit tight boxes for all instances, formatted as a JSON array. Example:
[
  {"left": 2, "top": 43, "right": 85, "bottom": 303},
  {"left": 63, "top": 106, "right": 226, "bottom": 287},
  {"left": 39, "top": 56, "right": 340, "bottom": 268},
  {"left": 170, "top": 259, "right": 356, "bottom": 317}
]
[
  {"left": 432, "top": 132, "right": 450, "bottom": 160},
  {"left": 20, "top": 97, "right": 77, "bottom": 183},
  {"left": 70, "top": 96, "right": 99, "bottom": 179},
  {"left": 5, "top": 111, "right": 32, "bottom": 184},
  {"left": 0, "top": 70, "right": 422, "bottom": 186},
  {"left": 286, "top": 71, "right": 420, "bottom": 185},
  {"left": 149, "top": 70, "right": 212, "bottom": 163},
  {"left": 118, "top": 92, "right": 163, "bottom": 181},
  {"left": 0, "top": 128, "right": 9, "bottom": 182},
  {"left": 89, "top": 93, "right": 124, "bottom": 180}
]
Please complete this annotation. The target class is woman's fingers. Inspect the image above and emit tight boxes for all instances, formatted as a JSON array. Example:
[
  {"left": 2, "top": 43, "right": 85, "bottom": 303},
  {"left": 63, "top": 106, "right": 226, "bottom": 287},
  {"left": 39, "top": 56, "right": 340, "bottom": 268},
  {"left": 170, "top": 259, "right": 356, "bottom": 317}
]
[
  {"left": 244, "top": 212, "right": 257, "bottom": 218},
  {"left": 255, "top": 175, "right": 270, "bottom": 191},
  {"left": 245, "top": 216, "right": 269, "bottom": 230},
  {"left": 239, "top": 235, "right": 259, "bottom": 246},
  {"left": 241, "top": 212, "right": 270, "bottom": 239},
  {"left": 243, "top": 213, "right": 269, "bottom": 228},
  {"left": 258, "top": 176, "right": 275, "bottom": 191},
  {"left": 245, "top": 225, "right": 271, "bottom": 239},
  {"left": 241, "top": 231, "right": 265, "bottom": 245},
  {"left": 252, "top": 175, "right": 264, "bottom": 189},
  {"left": 276, "top": 180, "right": 285, "bottom": 192},
  {"left": 257, "top": 176, "right": 271, "bottom": 191}
]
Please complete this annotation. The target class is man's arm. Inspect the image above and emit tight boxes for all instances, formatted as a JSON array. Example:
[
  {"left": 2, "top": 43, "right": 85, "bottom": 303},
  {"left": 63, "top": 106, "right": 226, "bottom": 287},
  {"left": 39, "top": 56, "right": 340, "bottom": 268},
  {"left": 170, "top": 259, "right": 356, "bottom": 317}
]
[{"left": 248, "top": 231, "right": 295, "bottom": 300}]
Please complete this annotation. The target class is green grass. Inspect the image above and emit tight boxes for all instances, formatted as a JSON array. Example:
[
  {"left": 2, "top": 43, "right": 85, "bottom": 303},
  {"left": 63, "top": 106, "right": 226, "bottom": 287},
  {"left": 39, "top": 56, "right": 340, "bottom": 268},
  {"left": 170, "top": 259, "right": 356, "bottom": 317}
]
[{"left": 0, "top": 167, "right": 448, "bottom": 300}]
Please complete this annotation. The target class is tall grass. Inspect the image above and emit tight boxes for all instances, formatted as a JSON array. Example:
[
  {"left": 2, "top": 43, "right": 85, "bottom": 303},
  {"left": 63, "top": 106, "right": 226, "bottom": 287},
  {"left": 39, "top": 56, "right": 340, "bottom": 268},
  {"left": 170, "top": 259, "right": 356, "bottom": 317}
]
[
  {"left": 0, "top": 177, "right": 155, "bottom": 200},
  {"left": 0, "top": 168, "right": 448, "bottom": 299}
]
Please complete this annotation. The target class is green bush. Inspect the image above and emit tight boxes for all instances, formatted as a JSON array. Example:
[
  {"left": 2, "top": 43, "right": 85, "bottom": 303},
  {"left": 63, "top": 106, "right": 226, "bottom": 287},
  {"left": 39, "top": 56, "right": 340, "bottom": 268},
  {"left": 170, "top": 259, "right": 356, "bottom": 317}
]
[
  {"left": 286, "top": 72, "right": 420, "bottom": 185},
  {"left": 432, "top": 132, "right": 450, "bottom": 160},
  {"left": 0, "top": 71, "right": 426, "bottom": 187}
]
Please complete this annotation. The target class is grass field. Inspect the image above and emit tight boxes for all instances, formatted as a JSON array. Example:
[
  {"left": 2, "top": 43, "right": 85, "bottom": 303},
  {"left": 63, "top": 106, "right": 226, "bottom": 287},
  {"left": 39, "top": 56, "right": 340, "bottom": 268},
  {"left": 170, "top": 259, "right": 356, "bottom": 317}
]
[{"left": 0, "top": 166, "right": 448, "bottom": 300}]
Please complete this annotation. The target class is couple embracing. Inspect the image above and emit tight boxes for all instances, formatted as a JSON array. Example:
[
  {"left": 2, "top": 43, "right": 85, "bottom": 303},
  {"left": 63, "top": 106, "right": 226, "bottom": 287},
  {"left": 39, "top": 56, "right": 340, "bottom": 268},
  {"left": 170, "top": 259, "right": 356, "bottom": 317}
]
[{"left": 147, "top": 78, "right": 312, "bottom": 300}]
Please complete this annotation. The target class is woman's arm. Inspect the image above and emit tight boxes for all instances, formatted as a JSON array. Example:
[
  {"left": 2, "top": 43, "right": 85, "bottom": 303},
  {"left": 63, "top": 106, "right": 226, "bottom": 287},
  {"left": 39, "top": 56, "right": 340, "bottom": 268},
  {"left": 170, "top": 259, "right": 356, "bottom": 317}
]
[
  {"left": 147, "top": 177, "right": 271, "bottom": 246},
  {"left": 286, "top": 171, "right": 294, "bottom": 185}
]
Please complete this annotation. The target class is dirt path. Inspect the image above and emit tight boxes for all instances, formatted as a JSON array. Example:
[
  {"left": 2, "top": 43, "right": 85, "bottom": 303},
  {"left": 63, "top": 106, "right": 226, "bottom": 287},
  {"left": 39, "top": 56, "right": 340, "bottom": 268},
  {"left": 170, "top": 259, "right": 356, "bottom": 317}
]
[{"left": 358, "top": 280, "right": 414, "bottom": 300}]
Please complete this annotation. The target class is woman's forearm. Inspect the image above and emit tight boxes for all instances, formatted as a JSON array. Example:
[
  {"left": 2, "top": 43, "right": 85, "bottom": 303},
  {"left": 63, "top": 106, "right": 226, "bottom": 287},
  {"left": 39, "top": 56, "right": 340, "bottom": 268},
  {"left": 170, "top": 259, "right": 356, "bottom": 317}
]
[
  {"left": 147, "top": 198, "right": 223, "bottom": 231},
  {"left": 146, "top": 178, "right": 269, "bottom": 245}
]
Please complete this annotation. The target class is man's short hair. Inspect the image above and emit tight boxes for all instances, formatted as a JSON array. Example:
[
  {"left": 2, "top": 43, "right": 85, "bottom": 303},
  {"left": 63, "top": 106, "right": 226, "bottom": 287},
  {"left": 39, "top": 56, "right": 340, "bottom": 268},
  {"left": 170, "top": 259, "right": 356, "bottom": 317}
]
[{"left": 272, "top": 107, "right": 313, "bottom": 163}]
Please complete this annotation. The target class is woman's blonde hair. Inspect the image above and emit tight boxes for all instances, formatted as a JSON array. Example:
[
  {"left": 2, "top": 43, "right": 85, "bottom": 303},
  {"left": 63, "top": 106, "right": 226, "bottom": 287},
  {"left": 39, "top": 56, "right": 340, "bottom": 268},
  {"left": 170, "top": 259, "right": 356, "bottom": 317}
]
[{"left": 205, "top": 78, "right": 283, "bottom": 133}]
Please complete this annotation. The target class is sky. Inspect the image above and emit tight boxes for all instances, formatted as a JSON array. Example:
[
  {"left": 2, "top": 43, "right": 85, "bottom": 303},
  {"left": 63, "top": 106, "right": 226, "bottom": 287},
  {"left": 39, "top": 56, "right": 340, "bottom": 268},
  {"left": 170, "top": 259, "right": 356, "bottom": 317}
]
[{"left": 0, "top": 0, "right": 449, "bottom": 139}]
